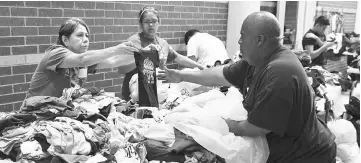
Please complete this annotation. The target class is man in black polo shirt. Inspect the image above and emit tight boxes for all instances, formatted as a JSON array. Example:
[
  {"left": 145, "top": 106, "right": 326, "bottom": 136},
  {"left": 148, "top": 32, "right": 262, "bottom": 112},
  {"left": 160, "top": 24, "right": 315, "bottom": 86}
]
[
  {"left": 158, "top": 11, "right": 336, "bottom": 163},
  {"left": 302, "top": 16, "right": 337, "bottom": 66}
]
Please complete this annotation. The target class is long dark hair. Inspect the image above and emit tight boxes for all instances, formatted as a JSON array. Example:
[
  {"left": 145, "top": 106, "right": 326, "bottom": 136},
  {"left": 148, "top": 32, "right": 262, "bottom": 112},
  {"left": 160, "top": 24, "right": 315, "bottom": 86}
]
[{"left": 57, "top": 17, "right": 90, "bottom": 46}]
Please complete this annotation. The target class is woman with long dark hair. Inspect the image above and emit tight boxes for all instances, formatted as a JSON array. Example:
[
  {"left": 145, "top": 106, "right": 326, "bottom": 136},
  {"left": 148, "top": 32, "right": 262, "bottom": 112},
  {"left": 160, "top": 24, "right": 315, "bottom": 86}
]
[{"left": 26, "top": 17, "right": 138, "bottom": 98}]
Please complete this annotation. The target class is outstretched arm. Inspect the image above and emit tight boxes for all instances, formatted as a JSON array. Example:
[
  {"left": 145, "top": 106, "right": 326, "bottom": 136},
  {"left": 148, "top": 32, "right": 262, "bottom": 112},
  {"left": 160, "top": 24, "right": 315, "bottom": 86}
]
[
  {"left": 173, "top": 52, "right": 206, "bottom": 70},
  {"left": 158, "top": 66, "right": 232, "bottom": 87}
]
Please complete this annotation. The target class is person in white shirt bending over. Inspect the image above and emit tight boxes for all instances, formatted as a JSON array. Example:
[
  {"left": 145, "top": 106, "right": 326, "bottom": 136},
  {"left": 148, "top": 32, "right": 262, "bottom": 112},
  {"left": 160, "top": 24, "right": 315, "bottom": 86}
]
[{"left": 184, "top": 29, "right": 230, "bottom": 67}]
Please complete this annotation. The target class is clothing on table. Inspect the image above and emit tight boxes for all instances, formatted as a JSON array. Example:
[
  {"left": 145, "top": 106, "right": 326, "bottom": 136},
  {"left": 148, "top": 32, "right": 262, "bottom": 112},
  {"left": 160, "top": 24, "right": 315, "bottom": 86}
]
[
  {"left": 19, "top": 96, "right": 75, "bottom": 120},
  {"left": 107, "top": 112, "right": 155, "bottom": 142},
  {"left": 0, "top": 122, "right": 36, "bottom": 156},
  {"left": 183, "top": 145, "right": 226, "bottom": 163},
  {"left": 0, "top": 114, "right": 37, "bottom": 134},
  {"left": 302, "top": 29, "right": 327, "bottom": 66},
  {"left": 20, "top": 96, "right": 71, "bottom": 112},
  {"left": 187, "top": 33, "right": 229, "bottom": 67},
  {"left": 72, "top": 95, "right": 115, "bottom": 115},
  {"left": 20, "top": 140, "right": 48, "bottom": 161},
  {"left": 62, "top": 87, "right": 103, "bottom": 101},
  {"left": 113, "top": 142, "right": 147, "bottom": 163},
  {"left": 26, "top": 45, "right": 97, "bottom": 99},
  {"left": 143, "top": 139, "right": 186, "bottom": 163},
  {"left": 223, "top": 46, "right": 336, "bottom": 162},
  {"left": 33, "top": 118, "right": 93, "bottom": 156}
]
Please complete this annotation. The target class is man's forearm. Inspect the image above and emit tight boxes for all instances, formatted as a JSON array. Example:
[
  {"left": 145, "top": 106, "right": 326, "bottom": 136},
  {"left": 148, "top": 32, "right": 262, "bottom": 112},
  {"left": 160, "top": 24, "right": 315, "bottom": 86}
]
[
  {"left": 174, "top": 53, "right": 205, "bottom": 70},
  {"left": 228, "top": 120, "right": 270, "bottom": 137},
  {"left": 179, "top": 66, "right": 232, "bottom": 87},
  {"left": 310, "top": 45, "right": 329, "bottom": 59}
]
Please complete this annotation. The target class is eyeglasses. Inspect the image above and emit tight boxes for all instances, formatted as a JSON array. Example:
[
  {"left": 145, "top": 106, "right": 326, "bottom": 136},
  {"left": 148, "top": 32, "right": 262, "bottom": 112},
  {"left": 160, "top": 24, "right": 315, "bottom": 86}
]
[{"left": 142, "top": 20, "right": 159, "bottom": 25}]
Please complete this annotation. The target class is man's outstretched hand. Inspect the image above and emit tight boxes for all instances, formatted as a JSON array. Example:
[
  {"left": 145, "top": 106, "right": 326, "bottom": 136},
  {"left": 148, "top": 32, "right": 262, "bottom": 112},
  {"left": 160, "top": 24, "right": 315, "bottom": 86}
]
[{"left": 157, "top": 67, "right": 182, "bottom": 83}]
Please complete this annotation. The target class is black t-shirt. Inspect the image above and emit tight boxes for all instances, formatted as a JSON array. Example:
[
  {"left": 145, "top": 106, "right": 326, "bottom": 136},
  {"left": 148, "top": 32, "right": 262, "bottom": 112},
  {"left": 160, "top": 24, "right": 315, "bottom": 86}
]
[
  {"left": 120, "top": 33, "right": 177, "bottom": 105},
  {"left": 302, "top": 29, "right": 326, "bottom": 66},
  {"left": 223, "top": 46, "right": 336, "bottom": 163}
]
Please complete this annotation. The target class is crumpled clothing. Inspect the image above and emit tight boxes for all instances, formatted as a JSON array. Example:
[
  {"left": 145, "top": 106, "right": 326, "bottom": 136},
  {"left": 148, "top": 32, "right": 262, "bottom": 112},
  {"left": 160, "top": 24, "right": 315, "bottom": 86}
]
[
  {"left": 310, "top": 66, "right": 341, "bottom": 85},
  {"left": 20, "top": 140, "right": 49, "bottom": 161},
  {"left": 0, "top": 114, "right": 37, "bottom": 134},
  {"left": 19, "top": 96, "right": 75, "bottom": 120},
  {"left": 33, "top": 118, "right": 92, "bottom": 156},
  {"left": 114, "top": 142, "right": 147, "bottom": 163},
  {"left": 183, "top": 145, "right": 226, "bottom": 163},
  {"left": 53, "top": 117, "right": 110, "bottom": 147},
  {"left": 21, "top": 96, "right": 72, "bottom": 112},
  {"left": 76, "top": 111, "right": 108, "bottom": 123},
  {"left": 160, "top": 95, "right": 189, "bottom": 110},
  {"left": 0, "top": 122, "right": 37, "bottom": 155},
  {"left": 62, "top": 87, "right": 103, "bottom": 101},
  {"left": 85, "top": 153, "right": 108, "bottom": 163},
  {"left": 143, "top": 139, "right": 185, "bottom": 162},
  {"left": 129, "top": 109, "right": 153, "bottom": 119},
  {"left": 72, "top": 95, "right": 117, "bottom": 115},
  {"left": 50, "top": 152, "right": 91, "bottom": 163},
  {"left": 107, "top": 112, "right": 156, "bottom": 140}
]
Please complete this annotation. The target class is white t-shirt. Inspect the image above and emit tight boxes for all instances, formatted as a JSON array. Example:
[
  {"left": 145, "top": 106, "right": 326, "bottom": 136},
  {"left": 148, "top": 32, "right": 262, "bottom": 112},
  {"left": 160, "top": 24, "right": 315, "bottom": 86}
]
[{"left": 187, "top": 33, "right": 229, "bottom": 66}]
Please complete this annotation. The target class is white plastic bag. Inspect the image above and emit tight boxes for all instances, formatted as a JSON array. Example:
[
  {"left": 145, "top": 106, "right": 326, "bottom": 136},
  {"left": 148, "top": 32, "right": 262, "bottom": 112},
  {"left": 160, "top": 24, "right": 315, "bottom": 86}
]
[
  {"left": 204, "top": 87, "right": 247, "bottom": 121},
  {"left": 165, "top": 111, "right": 269, "bottom": 163},
  {"left": 179, "top": 89, "right": 225, "bottom": 109},
  {"left": 129, "top": 73, "right": 139, "bottom": 102},
  {"left": 144, "top": 123, "right": 175, "bottom": 147},
  {"left": 328, "top": 119, "right": 360, "bottom": 163},
  {"left": 325, "top": 84, "right": 348, "bottom": 118}
]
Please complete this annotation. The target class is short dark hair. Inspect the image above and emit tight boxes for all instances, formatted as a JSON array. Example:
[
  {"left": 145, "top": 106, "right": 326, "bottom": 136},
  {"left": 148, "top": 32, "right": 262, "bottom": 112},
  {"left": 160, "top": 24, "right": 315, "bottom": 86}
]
[
  {"left": 184, "top": 29, "right": 200, "bottom": 45},
  {"left": 138, "top": 6, "right": 160, "bottom": 23},
  {"left": 57, "top": 18, "right": 90, "bottom": 47},
  {"left": 214, "top": 60, "right": 221, "bottom": 66},
  {"left": 314, "top": 16, "right": 330, "bottom": 26}
]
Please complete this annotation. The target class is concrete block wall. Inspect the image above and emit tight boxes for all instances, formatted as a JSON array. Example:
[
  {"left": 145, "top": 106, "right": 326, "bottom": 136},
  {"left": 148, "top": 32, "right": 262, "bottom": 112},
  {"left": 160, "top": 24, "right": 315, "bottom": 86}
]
[{"left": 0, "top": 1, "right": 229, "bottom": 112}]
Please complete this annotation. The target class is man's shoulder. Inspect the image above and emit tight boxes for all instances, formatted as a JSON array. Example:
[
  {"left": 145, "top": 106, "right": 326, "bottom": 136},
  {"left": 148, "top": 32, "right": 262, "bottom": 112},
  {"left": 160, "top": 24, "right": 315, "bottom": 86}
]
[{"left": 268, "top": 49, "right": 303, "bottom": 74}]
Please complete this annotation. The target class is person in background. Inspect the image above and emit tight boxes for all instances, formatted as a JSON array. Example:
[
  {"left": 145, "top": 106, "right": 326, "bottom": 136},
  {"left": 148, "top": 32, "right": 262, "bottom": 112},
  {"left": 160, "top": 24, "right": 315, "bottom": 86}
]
[
  {"left": 118, "top": 7, "right": 205, "bottom": 106},
  {"left": 213, "top": 60, "right": 222, "bottom": 67},
  {"left": 302, "top": 15, "right": 337, "bottom": 66},
  {"left": 184, "top": 29, "right": 229, "bottom": 67},
  {"left": 158, "top": 11, "right": 337, "bottom": 163},
  {"left": 26, "top": 17, "right": 138, "bottom": 99}
]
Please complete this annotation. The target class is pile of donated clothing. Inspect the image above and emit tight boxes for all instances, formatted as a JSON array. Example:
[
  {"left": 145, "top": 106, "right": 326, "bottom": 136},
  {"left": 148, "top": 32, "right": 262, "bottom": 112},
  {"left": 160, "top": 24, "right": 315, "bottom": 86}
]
[{"left": 0, "top": 78, "right": 271, "bottom": 163}]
